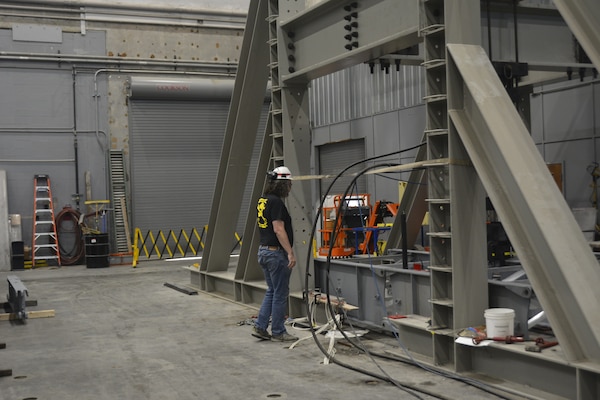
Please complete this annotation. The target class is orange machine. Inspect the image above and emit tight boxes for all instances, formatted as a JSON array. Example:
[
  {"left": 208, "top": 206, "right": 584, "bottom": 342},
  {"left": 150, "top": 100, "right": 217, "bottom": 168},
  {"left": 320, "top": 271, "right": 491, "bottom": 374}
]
[
  {"left": 318, "top": 194, "right": 370, "bottom": 257},
  {"left": 318, "top": 195, "right": 399, "bottom": 257},
  {"left": 357, "top": 200, "right": 398, "bottom": 254}
]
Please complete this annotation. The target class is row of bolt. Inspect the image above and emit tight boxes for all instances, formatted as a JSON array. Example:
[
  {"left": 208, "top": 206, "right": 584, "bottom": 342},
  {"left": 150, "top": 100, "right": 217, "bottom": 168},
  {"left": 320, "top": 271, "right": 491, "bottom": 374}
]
[
  {"left": 287, "top": 32, "right": 296, "bottom": 73},
  {"left": 343, "top": 2, "right": 359, "bottom": 51}
]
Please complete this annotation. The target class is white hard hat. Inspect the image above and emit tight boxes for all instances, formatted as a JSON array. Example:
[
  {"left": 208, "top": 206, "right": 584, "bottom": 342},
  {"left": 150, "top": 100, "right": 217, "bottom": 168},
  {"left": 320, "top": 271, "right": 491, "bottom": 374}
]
[{"left": 271, "top": 166, "right": 292, "bottom": 180}]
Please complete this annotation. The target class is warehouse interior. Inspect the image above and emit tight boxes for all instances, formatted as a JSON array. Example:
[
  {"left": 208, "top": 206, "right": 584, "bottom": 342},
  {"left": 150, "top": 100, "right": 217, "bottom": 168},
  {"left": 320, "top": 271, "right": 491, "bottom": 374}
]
[{"left": 1, "top": 0, "right": 600, "bottom": 399}]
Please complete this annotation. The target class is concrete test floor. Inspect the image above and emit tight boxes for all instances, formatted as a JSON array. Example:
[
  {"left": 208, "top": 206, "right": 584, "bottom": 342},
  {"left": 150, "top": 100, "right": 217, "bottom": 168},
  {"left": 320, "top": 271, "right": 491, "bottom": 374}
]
[{"left": 0, "top": 260, "right": 527, "bottom": 400}]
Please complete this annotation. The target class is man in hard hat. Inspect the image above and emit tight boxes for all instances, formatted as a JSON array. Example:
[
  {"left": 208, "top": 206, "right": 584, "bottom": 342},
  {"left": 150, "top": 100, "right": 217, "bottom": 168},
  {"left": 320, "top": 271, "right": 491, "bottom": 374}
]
[{"left": 252, "top": 166, "right": 298, "bottom": 342}]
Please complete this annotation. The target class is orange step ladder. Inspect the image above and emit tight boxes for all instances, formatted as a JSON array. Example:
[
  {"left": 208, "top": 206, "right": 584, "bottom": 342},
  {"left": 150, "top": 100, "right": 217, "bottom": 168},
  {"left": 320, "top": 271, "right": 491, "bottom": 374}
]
[{"left": 32, "top": 175, "right": 61, "bottom": 267}]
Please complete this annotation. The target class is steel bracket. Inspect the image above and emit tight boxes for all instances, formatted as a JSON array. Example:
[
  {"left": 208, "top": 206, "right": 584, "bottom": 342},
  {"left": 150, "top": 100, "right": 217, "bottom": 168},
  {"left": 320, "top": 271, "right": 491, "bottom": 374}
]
[{"left": 7, "top": 275, "right": 28, "bottom": 320}]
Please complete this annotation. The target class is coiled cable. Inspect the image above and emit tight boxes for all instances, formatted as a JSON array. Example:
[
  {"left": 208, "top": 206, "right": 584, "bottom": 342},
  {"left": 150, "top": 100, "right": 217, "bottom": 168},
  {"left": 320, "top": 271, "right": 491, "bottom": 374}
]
[{"left": 56, "top": 206, "right": 85, "bottom": 265}]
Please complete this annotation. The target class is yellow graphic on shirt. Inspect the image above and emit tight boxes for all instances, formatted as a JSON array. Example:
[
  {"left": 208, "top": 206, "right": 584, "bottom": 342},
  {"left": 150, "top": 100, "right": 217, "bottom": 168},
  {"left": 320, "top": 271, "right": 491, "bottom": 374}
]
[{"left": 257, "top": 198, "right": 268, "bottom": 228}]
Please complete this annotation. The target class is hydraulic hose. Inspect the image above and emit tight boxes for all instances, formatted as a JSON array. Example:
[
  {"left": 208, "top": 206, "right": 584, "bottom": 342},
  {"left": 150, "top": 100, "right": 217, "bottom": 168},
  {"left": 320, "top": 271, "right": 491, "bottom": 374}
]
[{"left": 302, "top": 144, "right": 514, "bottom": 400}]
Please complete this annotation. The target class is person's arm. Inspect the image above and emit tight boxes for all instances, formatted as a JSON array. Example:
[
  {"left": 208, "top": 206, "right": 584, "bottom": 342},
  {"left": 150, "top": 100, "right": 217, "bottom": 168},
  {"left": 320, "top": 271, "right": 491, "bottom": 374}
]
[{"left": 272, "top": 220, "right": 296, "bottom": 269}]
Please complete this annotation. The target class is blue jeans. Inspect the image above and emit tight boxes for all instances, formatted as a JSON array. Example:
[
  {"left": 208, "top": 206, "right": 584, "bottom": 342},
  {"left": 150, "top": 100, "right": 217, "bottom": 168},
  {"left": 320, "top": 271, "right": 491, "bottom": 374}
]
[{"left": 256, "top": 248, "right": 291, "bottom": 336}]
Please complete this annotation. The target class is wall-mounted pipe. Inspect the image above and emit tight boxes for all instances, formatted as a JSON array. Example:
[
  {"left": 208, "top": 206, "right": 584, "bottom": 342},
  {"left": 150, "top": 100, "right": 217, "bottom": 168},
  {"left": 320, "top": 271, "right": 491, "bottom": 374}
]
[
  {"left": 0, "top": 158, "right": 76, "bottom": 162},
  {"left": 0, "top": 10, "right": 245, "bottom": 30},
  {"left": 72, "top": 66, "right": 81, "bottom": 210},
  {"left": 0, "top": 51, "right": 238, "bottom": 72},
  {"left": 2, "top": 0, "right": 248, "bottom": 18},
  {"left": 0, "top": 1, "right": 247, "bottom": 30},
  {"left": 0, "top": 128, "right": 107, "bottom": 134}
]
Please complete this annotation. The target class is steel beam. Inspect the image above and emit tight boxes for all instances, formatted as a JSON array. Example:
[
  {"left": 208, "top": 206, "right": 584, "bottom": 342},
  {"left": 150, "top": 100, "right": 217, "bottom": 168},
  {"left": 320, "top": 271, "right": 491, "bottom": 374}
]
[
  {"left": 200, "top": 0, "right": 270, "bottom": 274},
  {"left": 553, "top": 0, "right": 600, "bottom": 71},
  {"left": 447, "top": 43, "right": 600, "bottom": 364},
  {"left": 279, "top": 0, "right": 420, "bottom": 84}
]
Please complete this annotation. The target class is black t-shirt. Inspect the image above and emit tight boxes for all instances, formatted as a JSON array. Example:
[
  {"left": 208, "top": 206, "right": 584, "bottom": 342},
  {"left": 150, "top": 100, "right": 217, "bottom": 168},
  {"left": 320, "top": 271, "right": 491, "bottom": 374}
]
[{"left": 257, "top": 193, "right": 293, "bottom": 246}]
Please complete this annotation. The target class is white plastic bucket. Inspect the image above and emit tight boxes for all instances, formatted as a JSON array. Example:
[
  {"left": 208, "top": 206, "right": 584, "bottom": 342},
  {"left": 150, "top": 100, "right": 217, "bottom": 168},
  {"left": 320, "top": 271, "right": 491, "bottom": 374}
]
[{"left": 484, "top": 308, "right": 515, "bottom": 337}]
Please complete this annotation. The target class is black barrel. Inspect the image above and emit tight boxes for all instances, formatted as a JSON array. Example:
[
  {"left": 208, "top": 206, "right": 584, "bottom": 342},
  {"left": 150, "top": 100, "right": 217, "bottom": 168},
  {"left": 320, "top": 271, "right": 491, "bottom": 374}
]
[{"left": 84, "top": 234, "right": 110, "bottom": 268}]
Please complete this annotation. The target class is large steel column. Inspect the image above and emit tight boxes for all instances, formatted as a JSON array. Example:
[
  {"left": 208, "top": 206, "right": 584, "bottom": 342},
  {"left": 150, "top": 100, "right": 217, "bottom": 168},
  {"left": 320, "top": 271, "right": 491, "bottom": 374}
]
[{"left": 422, "top": 0, "right": 488, "bottom": 369}]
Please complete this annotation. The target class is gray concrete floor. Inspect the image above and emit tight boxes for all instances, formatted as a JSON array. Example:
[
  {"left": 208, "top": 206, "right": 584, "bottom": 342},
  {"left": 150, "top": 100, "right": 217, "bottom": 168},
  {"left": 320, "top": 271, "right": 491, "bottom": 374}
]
[{"left": 0, "top": 260, "right": 526, "bottom": 400}]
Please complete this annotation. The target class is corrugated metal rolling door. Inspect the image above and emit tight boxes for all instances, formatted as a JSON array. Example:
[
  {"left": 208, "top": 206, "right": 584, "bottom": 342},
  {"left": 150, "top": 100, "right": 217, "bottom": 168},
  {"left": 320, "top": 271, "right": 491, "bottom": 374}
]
[
  {"left": 318, "top": 139, "right": 366, "bottom": 197},
  {"left": 129, "top": 100, "right": 266, "bottom": 237}
]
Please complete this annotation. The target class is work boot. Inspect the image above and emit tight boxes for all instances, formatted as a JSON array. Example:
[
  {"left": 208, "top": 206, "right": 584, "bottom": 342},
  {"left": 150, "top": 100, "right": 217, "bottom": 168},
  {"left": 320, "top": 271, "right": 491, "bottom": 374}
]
[
  {"left": 251, "top": 326, "right": 271, "bottom": 340},
  {"left": 271, "top": 332, "right": 297, "bottom": 342}
]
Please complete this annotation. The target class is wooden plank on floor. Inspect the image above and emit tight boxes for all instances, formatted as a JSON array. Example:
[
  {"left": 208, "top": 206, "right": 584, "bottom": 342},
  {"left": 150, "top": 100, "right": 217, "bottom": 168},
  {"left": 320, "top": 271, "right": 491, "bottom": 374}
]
[{"left": 0, "top": 310, "right": 55, "bottom": 321}]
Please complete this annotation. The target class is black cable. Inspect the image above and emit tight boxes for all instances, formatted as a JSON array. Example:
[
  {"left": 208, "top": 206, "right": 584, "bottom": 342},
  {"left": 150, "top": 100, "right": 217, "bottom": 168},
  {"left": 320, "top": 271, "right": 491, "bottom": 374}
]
[
  {"left": 329, "top": 168, "right": 514, "bottom": 399},
  {"left": 369, "top": 350, "right": 517, "bottom": 400},
  {"left": 302, "top": 147, "right": 443, "bottom": 399},
  {"left": 303, "top": 152, "right": 515, "bottom": 400}
]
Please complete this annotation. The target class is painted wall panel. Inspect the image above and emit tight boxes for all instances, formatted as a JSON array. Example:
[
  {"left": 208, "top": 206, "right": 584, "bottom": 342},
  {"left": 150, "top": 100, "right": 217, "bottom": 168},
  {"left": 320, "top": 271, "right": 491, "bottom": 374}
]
[
  {"left": 373, "top": 112, "right": 400, "bottom": 159},
  {"left": 330, "top": 121, "right": 351, "bottom": 143},
  {"left": 545, "top": 139, "right": 595, "bottom": 208},
  {"left": 542, "top": 84, "right": 594, "bottom": 143},
  {"left": 350, "top": 117, "right": 373, "bottom": 141},
  {"left": 531, "top": 79, "right": 599, "bottom": 208},
  {"left": 312, "top": 126, "right": 330, "bottom": 147},
  {"left": 0, "top": 69, "right": 73, "bottom": 128},
  {"left": 0, "top": 28, "right": 106, "bottom": 55},
  {"left": 310, "top": 64, "right": 425, "bottom": 127},
  {"left": 399, "top": 106, "right": 426, "bottom": 153}
]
